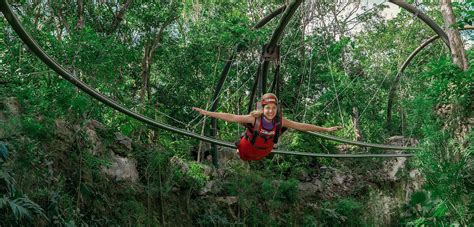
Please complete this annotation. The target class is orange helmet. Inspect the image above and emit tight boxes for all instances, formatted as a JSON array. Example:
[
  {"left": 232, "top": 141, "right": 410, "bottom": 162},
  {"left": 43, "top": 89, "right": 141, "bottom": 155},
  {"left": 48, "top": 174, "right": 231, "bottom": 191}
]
[{"left": 261, "top": 93, "right": 278, "bottom": 106}]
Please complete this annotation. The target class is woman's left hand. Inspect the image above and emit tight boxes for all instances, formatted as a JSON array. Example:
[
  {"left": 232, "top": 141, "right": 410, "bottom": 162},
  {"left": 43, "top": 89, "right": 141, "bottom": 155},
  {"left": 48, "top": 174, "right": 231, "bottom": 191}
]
[{"left": 192, "top": 107, "right": 209, "bottom": 116}]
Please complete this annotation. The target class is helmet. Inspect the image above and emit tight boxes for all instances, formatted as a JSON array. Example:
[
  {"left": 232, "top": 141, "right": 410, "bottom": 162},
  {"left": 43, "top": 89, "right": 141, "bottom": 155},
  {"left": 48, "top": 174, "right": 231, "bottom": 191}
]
[{"left": 261, "top": 93, "right": 278, "bottom": 105}]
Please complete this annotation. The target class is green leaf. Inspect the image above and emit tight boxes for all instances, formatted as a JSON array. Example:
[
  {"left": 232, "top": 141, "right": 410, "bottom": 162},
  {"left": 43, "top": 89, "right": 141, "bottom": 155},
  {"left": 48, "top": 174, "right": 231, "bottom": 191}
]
[
  {"left": 432, "top": 201, "right": 448, "bottom": 218},
  {"left": 410, "top": 191, "right": 428, "bottom": 205},
  {"left": 0, "top": 142, "right": 8, "bottom": 161},
  {"left": 9, "top": 198, "right": 32, "bottom": 220},
  {"left": 0, "top": 196, "right": 8, "bottom": 208}
]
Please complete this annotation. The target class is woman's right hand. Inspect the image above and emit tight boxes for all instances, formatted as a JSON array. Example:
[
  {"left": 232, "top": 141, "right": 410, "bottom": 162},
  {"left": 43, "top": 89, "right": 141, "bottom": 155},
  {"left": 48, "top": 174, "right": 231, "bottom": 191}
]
[{"left": 192, "top": 107, "right": 209, "bottom": 116}]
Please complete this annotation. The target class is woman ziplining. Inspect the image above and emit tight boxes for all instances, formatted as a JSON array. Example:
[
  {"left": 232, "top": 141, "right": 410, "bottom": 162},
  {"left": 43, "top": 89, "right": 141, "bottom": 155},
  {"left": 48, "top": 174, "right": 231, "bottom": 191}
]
[{"left": 193, "top": 93, "right": 342, "bottom": 161}]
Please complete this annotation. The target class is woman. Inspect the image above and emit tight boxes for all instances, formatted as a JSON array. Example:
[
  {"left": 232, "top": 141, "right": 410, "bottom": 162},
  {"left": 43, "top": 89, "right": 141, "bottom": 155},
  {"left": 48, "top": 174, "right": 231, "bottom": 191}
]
[{"left": 193, "top": 93, "right": 342, "bottom": 161}]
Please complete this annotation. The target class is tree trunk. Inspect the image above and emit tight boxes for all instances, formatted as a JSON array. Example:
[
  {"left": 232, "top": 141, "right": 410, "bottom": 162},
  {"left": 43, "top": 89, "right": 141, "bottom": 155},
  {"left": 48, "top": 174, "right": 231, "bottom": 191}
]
[
  {"left": 33, "top": 1, "right": 41, "bottom": 29},
  {"left": 139, "top": 43, "right": 152, "bottom": 102},
  {"left": 440, "top": 0, "right": 468, "bottom": 71},
  {"left": 293, "top": 16, "right": 306, "bottom": 117},
  {"left": 139, "top": 19, "right": 175, "bottom": 102},
  {"left": 57, "top": 4, "right": 71, "bottom": 35},
  {"left": 47, "top": 0, "right": 63, "bottom": 41},
  {"left": 108, "top": 0, "right": 133, "bottom": 34},
  {"left": 352, "top": 107, "right": 363, "bottom": 141},
  {"left": 77, "top": 0, "right": 84, "bottom": 31}
]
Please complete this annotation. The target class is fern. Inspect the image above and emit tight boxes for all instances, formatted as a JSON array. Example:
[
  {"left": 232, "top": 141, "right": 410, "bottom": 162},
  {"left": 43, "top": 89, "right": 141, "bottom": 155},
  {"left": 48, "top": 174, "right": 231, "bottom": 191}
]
[
  {"left": 0, "top": 168, "right": 15, "bottom": 193},
  {"left": 0, "top": 196, "right": 7, "bottom": 208},
  {"left": 0, "top": 145, "right": 48, "bottom": 223},
  {"left": 0, "top": 196, "right": 48, "bottom": 221},
  {"left": 9, "top": 197, "right": 33, "bottom": 220},
  {"left": 13, "top": 197, "right": 47, "bottom": 220},
  {"left": 0, "top": 142, "right": 8, "bottom": 161},
  {"left": 432, "top": 201, "right": 448, "bottom": 218}
]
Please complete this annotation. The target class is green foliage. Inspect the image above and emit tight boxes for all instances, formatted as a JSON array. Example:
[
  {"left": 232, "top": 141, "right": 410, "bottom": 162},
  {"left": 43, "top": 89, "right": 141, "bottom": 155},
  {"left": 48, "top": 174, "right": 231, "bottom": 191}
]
[
  {"left": 0, "top": 149, "right": 47, "bottom": 225},
  {"left": 20, "top": 116, "right": 52, "bottom": 139},
  {"left": 0, "top": 142, "right": 8, "bottom": 161},
  {"left": 452, "top": 0, "right": 474, "bottom": 27},
  {"left": 173, "top": 160, "right": 209, "bottom": 189},
  {"left": 401, "top": 191, "right": 451, "bottom": 226},
  {"left": 416, "top": 56, "right": 472, "bottom": 107},
  {"left": 1, "top": 0, "right": 472, "bottom": 225},
  {"left": 0, "top": 167, "right": 14, "bottom": 193},
  {"left": 1, "top": 196, "right": 47, "bottom": 221},
  {"left": 320, "top": 198, "right": 364, "bottom": 225},
  {"left": 400, "top": 50, "right": 474, "bottom": 225}
]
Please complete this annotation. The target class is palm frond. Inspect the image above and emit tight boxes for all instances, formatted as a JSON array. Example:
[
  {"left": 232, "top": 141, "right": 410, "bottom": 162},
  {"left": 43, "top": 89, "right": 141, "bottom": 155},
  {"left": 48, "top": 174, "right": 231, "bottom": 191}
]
[
  {"left": 9, "top": 198, "right": 32, "bottom": 220},
  {"left": 0, "top": 196, "right": 8, "bottom": 208},
  {"left": 0, "top": 169, "right": 15, "bottom": 193},
  {"left": 12, "top": 197, "right": 48, "bottom": 220}
]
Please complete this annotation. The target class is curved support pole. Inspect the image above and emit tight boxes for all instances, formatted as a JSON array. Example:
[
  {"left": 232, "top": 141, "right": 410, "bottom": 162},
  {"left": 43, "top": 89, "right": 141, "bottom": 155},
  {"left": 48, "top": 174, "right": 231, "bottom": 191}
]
[
  {"left": 306, "top": 131, "right": 419, "bottom": 150},
  {"left": 0, "top": 0, "right": 417, "bottom": 155},
  {"left": 260, "top": 60, "right": 270, "bottom": 94},
  {"left": 247, "top": 62, "right": 262, "bottom": 113},
  {"left": 389, "top": 0, "right": 449, "bottom": 47},
  {"left": 386, "top": 35, "right": 440, "bottom": 124},
  {"left": 273, "top": 150, "right": 414, "bottom": 158},
  {"left": 268, "top": 0, "right": 302, "bottom": 48},
  {"left": 386, "top": 26, "right": 474, "bottom": 124},
  {"left": 254, "top": 5, "right": 286, "bottom": 29},
  {"left": 249, "top": 1, "right": 301, "bottom": 111},
  {"left": 249, "top": 0, "right": 303, "bottom": 112}
]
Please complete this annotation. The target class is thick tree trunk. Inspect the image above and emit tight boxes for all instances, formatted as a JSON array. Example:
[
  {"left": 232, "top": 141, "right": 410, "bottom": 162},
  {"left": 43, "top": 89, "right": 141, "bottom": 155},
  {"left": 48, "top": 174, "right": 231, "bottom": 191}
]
[{"left": 440, "top": 0, "right": 468, "bottom": 71}]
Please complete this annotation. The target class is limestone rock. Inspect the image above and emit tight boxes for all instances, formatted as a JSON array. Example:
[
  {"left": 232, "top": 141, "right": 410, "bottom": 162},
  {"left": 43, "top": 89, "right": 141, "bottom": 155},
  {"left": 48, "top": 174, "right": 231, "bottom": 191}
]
[
  {"left": 385, "top": 157, "right": 407, "bottom": 181},
  {"left": 55, "top": 119, "right": 73, "bottom": 142},
  {"left": 170, "top": 156, "right": 189, "bottom": 173},
  {"left": 199, "top": 180, "right": 222, "bottom": 195},
  {"left": 115, "top": 132, "right": 132, "bottom": 150},
  {"left": 217, "top": 147, "right": 240, "bottom": 163},
  {"left": 84, "top": 120, "right": 105, "bottom": 131},
  {"left": 298, "top": 180, "right": 322, "bottom": 197},
  {"left": 404, "top": 169, "right": 425, "bottom": 202},
  {"left": 382, "top": 136, "right": 419, "bottom": 182},
  {"left": 216, "top": 196, "right": 238, "bottom": 205},
  {"left": 84, "top": 121, "right": 103, "bottom": 155},
  {"left": 102, "top": 153, "right": 139, "bottom": 183},
  {"left": 2, "top": 97, "right": 21, "bottom": 115}
]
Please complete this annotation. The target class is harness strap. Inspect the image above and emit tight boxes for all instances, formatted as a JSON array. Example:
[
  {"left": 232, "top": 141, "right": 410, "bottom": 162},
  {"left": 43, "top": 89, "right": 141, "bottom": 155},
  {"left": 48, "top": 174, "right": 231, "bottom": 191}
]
[{"left": 273, "top": 103, "right": 285, "bottom": 144}]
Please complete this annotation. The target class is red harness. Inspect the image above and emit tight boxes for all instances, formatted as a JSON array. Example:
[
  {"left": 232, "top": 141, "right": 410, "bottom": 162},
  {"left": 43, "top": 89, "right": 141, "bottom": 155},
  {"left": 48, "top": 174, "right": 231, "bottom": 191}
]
[{"left": 236, "top": 116, "right": 283, "bottom": 161}]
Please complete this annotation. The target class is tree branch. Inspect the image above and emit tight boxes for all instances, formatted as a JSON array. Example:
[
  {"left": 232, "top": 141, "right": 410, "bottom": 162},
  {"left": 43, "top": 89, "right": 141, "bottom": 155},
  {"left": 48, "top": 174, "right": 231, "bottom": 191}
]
[{"left": 108, "top": 0, "right": 133, "bottom": 34}]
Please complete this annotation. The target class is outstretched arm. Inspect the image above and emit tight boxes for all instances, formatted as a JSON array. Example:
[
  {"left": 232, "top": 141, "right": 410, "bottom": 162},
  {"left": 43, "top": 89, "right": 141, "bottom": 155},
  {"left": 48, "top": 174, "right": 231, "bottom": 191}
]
[
  {"left": 282, "top": 118, "right": 342, "bottom": 132},
  {"left": 192, "top": 107, "right": 254, "bottom": 124}
]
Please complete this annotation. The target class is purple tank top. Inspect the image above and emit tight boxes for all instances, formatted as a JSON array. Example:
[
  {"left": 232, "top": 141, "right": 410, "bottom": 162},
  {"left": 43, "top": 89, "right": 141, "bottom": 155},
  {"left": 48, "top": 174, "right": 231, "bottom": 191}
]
[{"left": 262, "top": 117, "right": 274, "bottom": 130}]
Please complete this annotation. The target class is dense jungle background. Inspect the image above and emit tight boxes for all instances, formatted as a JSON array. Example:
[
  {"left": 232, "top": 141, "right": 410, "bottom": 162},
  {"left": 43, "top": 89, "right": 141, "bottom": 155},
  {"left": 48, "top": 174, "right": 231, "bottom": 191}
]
[{"left": 0, "top": 0, "right": 472, "bottom": 225}]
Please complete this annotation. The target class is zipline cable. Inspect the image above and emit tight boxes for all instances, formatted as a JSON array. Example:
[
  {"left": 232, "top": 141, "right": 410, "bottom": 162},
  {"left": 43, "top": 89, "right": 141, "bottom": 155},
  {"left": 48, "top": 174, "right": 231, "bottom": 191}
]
[
  {"left": 0, "top": 0, "right": 234, "bottom": 148},
  {"left": 0, "top": 0, "right": 417, "bottom": 155}
]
